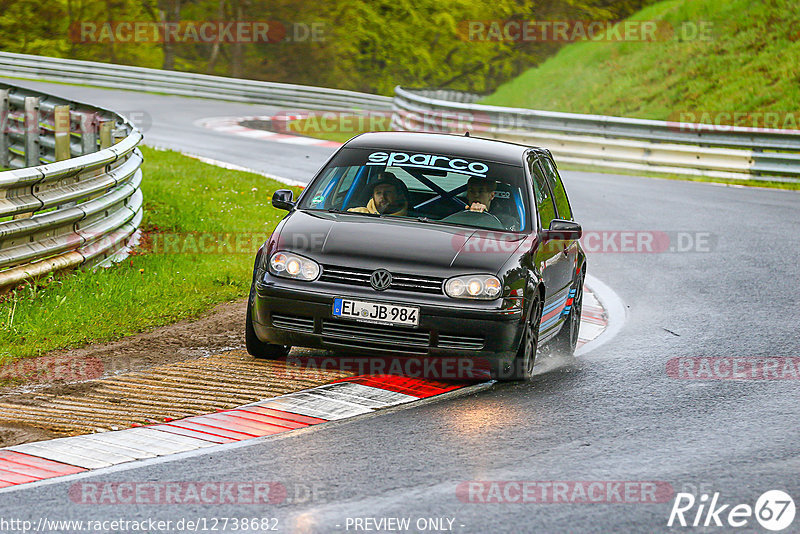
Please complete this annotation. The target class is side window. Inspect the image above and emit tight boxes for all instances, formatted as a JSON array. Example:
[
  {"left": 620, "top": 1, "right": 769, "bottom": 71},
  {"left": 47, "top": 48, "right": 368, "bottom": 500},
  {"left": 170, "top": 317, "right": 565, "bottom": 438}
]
[
  {"left": 539, "top": 157, "right": 573, "bottom": 221},
  {"left": 527, "top": 155, "right": 557, "bottom": 231},
  {"left": 307, "top": 167, "right": 340, "bottom": 208},
  {"left": 333, "top": 166, "right": 360, "bottom": 196}
]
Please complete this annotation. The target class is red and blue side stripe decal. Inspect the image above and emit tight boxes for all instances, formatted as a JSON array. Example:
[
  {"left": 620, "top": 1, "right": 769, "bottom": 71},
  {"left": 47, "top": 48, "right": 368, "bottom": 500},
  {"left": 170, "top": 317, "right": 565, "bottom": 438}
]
[
  {"left": 561, "top": 287, "right": 578, "bottom": 317},
  {"left": 539, "top": 286, "right": 573, "bottom": 329}
]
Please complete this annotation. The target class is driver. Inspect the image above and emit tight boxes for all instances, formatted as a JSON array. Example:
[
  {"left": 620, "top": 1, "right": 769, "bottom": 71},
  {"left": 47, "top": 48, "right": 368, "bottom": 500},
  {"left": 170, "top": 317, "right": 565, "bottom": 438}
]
[
  {"left": 465, "top": 176, "right": 496, "bottom": 213},
  {"left": 348, "top": 172, "right": 408, "bottom": 216},
  {"left": 464, "top": 176, "right": 518, "bottom": 229}
]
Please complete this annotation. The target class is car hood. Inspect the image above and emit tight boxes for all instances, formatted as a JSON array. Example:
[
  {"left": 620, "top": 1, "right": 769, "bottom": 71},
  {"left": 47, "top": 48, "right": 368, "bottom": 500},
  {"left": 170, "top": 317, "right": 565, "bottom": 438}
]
[{"left": 277, "top": 210, "right": 527, "bottom": 275}]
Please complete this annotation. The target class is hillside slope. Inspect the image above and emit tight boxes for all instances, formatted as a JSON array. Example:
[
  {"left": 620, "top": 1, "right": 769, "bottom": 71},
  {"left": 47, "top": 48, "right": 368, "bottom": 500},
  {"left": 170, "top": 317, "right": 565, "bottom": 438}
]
[{"left": 481, "top": 0, "right": 800, "bottom": 127}]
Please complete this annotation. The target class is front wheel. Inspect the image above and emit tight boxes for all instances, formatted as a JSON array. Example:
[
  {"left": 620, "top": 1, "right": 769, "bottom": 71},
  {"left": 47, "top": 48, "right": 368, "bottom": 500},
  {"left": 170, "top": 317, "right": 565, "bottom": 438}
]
[
  {"left": 503, "top": 296, "right": 543, "bottom": 381},
  {"left": 550, "top": 274, "right": 584, "bottom": 357},
  {"left": 245, "top": 288, "right": 291, "bottom": 359}
]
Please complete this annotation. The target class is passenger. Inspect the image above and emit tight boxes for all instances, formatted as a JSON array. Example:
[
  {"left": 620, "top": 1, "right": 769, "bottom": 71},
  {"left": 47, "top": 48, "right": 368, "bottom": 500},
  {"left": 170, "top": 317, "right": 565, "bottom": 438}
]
[{"left": 348, "top": 173, "right": 408, "bottom": 216}]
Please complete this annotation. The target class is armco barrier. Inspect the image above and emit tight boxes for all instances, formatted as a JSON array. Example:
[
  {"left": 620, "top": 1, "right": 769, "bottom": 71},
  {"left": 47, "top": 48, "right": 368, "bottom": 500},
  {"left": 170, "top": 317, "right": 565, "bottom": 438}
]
[
  {"left": 0, "top": 52, "right": 392, "bottom": 112},
  {"left": 392, "top": 87, "right": 800, "bottom": 182},
  {"left": 0, "top": 81, "right": 143, "bottom": 289}
]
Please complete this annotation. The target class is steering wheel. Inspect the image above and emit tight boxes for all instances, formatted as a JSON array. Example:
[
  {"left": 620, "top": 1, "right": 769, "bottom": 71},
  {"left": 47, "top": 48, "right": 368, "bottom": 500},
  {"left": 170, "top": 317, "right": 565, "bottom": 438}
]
[{"left": 440, "top": 209, "right": 505, "bottom": 229}]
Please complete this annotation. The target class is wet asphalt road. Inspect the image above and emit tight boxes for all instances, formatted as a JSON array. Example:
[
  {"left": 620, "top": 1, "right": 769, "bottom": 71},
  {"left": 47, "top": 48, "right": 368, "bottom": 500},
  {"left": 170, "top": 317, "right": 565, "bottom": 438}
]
[{"left": 1, "top": 79, "right": 798, "bottom": 534}]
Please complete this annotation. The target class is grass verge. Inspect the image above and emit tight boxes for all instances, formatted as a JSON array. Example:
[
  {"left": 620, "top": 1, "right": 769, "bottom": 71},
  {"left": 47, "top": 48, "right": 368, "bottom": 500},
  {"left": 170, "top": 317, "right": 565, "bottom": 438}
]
[{"left": 0, "top": 147, "right": 301, "bottom": 362}]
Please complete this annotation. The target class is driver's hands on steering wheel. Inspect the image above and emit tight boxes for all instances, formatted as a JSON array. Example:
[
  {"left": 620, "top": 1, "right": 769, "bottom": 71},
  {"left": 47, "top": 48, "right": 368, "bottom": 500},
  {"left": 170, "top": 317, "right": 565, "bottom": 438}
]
[
  {"left": 465, "top": 202, "right": 489, "bottom": 213},
  {"left": 442, "top": 204, "right": 504, "bottom": 228}
]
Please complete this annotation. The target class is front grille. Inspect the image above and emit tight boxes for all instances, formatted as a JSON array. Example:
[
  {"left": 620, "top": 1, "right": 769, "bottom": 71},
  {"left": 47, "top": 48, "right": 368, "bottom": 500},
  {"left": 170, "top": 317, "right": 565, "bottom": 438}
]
[
  {"left": 321, "top": 319, "right": 430, "bottom": 354},
  {"left": 271, "top": 314, "right": 315, "bottom": 333},
  {"left": 391, "top": 273, "right": 444, "bottom": 294},
  {"left": 319, "top": 265, "right": 371, "bottom": 286},
  {"left": 438, "top": 333, "right": 485, "bottom": 350},
  {"left": 320, "top": 265, "right": 443, "bottom": 295}
]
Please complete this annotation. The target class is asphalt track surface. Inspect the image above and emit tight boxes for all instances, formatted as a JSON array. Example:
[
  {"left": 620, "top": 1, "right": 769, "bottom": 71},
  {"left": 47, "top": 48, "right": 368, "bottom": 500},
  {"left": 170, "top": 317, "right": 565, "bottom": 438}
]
[{"left": 1, "top": 79, "right": 799, "bottom": 533}]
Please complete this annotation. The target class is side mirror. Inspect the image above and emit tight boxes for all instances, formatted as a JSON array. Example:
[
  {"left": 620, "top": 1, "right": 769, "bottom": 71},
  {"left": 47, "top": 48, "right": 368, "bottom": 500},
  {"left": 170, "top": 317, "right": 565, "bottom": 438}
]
[
  {"left": 272, "top": 189, "right": 295, "bottom": 211},
  {"left": 545, "top": 219, "right": 582, "bottom": 240}
]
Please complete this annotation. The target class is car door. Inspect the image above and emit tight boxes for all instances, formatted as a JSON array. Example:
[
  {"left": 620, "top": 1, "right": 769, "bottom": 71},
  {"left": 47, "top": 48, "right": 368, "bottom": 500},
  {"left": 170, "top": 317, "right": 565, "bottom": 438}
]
[
  {"left": 526, "top": 154, "right": 570, "bottom": 303},
  {"left": 538, "top": 155, "right": 578, "bottom": 288}
]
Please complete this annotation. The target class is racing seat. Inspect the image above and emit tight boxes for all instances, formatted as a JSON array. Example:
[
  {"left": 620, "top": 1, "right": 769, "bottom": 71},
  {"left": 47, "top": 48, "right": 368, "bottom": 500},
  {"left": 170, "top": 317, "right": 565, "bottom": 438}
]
[{"left": 490, "top": 187, "right": 522, "bottom": 231}]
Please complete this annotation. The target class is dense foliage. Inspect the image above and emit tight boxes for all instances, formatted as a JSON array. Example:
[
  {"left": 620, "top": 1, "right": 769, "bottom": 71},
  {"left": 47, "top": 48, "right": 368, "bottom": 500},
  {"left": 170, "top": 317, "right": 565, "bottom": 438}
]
[{"left": 0, "top": 0, "right": 654, "bottom": 95}]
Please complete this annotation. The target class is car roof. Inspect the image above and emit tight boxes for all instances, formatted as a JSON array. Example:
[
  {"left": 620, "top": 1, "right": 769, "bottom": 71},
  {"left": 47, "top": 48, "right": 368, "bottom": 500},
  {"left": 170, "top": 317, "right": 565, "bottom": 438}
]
[{"left": 343, "top": 131, "right": 549, "bottom": 166}]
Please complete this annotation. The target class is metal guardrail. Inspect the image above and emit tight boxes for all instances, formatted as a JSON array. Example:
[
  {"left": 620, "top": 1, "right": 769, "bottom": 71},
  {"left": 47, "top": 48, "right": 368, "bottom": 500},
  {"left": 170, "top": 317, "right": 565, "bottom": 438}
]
[
  {"left": 0, "top": 52, "right": 392, "bottom": 112},
  {"left": 0, "top": 81, "right": 143, "bottom": 289},
  {"left": 393, "top": 87, "right": 800, "bottom": 182},
  {"left": 2, "top": 53, "right": 797, "bottom": 181}
]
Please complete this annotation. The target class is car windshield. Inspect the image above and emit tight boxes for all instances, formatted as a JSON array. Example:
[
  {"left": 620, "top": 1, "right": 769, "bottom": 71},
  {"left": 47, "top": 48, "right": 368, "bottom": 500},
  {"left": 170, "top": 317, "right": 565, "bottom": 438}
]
[{"left": 298, "top": 147, "right": 530, "bottom": 231}]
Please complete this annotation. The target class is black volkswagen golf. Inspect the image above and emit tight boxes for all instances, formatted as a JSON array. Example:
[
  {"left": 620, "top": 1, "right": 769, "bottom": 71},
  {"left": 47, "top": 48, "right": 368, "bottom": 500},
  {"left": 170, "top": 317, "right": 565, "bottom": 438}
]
[{"left": 246, "top": 132, "right": 585, "bottom": 380}]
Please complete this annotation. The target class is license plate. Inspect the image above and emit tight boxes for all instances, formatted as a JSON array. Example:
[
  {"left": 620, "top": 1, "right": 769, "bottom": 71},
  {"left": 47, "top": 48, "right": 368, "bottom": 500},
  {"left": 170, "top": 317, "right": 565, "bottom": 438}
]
[{"left": 332, "top": 298, "right": 419, "bottom": 327}]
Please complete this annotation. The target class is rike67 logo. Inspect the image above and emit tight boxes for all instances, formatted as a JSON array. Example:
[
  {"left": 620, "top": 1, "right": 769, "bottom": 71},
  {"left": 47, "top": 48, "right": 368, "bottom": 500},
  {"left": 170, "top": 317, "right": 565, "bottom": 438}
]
[{"left": 668, "top": 490, "right": 795, "bottom": 531}]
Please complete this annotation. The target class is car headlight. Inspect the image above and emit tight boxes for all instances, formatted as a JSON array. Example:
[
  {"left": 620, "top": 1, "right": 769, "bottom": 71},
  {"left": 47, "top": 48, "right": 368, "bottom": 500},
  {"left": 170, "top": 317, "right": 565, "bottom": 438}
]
[
  {"left": 268, "top": 252, "right": 320, "bottom": 281},
  {"left": 445, "top": 275, "right": 502, "bottom": 300}
]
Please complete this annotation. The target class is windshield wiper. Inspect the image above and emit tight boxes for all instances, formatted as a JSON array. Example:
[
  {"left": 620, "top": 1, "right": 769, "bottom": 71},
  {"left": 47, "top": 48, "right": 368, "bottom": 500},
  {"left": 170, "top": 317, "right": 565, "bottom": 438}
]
[
  {"left": 415, "top": 216, "right": 448, "bottom": 225},
  {"left": 327, "top": 208, "right": 381, "bottom": 217}
]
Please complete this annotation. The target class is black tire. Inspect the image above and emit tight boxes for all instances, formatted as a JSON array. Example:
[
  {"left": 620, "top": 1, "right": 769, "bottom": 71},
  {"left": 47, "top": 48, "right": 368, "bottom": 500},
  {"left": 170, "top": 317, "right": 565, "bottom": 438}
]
[
  {"left": 245, "top": 286, "right": 291, "bottom": 359},
  {"left": 503, "top": 296, "right": 543, "bottom": 381},
  {"left": 549, "top": 273, "right": 584, "bottom": 358}
]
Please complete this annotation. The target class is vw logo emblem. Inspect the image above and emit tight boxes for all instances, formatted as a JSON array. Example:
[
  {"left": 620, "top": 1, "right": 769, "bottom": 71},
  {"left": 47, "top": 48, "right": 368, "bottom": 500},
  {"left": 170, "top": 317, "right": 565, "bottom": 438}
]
[{"left": 370, "top": 269, "right": 392, "bottom": 291}]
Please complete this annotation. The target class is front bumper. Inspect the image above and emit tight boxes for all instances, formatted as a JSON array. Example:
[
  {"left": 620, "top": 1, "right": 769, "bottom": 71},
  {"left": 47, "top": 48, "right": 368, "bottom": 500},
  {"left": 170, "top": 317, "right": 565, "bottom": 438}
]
[{"left": 252, "top": 275, "right": 525, "bottom": 378}]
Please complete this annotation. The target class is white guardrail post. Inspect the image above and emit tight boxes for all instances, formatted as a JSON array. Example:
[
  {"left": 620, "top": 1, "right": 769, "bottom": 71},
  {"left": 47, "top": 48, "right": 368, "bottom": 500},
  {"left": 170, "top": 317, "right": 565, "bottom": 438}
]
[
  {"left": 23, "top": 96, "right": 39, "bottom": 169},
  {"left": 392, "top": 87, "right": 800, "bottom": 183},
  {"left": 0, "top": 81, "right": 144, "bottom": 290},
  {"left": 0, "top": 89, "right": 8, "bottom": 169}
]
